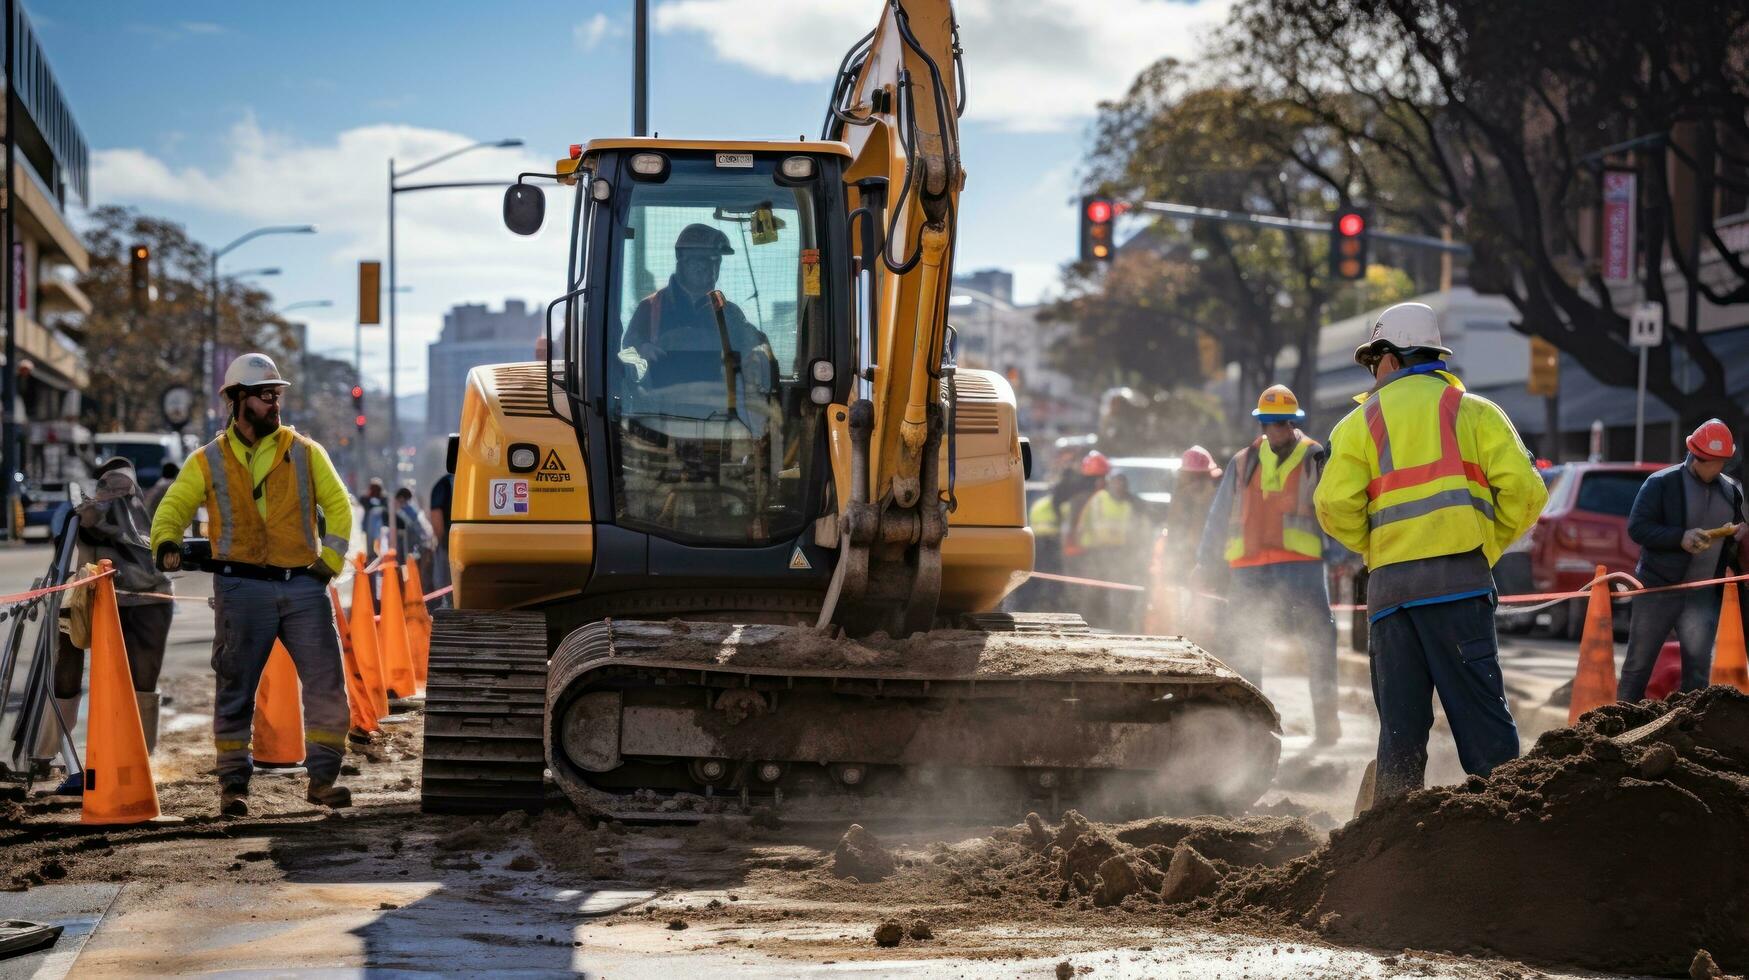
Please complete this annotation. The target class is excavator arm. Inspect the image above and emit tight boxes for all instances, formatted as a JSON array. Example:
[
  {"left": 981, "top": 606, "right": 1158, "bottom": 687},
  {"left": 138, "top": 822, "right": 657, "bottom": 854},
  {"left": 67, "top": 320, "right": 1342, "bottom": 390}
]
[{"left": 821, "top": 0, "right": 967, "bottom": 635}]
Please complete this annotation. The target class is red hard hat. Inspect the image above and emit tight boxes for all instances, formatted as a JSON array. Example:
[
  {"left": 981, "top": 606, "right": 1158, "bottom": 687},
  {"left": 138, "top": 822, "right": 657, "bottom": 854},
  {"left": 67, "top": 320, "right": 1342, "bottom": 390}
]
[
  {"left": 1687, "top": 419, "right": 1736, "bottom": 460},
  {"left": 1080, "top": 451, "right": 1111, "bottom": 476}
]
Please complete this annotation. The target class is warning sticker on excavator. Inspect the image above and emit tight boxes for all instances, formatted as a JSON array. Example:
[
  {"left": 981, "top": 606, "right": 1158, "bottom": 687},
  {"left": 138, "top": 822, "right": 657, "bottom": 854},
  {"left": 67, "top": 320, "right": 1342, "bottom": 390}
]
[
  {"left": 801, "top": 248, "right": 821, "bottom": 297},
  {"left": 789, "top": 547, "right": 812, "bottom": 570},
  {"left": 489, "top": 479, "right": 529, "bottom": 515},
  {"left": 715, "top": 153, "right": 754, "bottom": 168}
]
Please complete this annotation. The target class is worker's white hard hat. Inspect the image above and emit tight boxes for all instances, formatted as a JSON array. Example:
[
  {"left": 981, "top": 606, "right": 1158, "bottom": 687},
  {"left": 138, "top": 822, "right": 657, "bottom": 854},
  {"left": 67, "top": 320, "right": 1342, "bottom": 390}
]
[
  {"left": 220, "top": 352, "right": 290, "bottom": 398},
  {"left": 1354, "top": 302, "right": 1451, "bottom": 366}
]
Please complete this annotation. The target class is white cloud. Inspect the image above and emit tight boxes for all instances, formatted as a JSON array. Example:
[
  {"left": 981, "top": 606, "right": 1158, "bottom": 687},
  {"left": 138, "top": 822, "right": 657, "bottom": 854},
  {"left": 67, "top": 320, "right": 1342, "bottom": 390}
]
[
  {"left": 91, "top": 116, "right": 569, "bottom": 394},
  {"left": 574, "top": 13, "right": 620, "bottom": 51},
  {"left": 652, "top": 0, "right": 1232, "bottom": 131}
]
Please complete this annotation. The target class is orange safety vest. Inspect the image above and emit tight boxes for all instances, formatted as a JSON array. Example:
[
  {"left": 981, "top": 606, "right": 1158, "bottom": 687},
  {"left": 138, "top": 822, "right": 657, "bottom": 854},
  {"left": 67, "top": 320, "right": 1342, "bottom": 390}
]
[
  {"left": 1224, "top": 434, "right": 1323, "bottom": 567},
  {"left": 195, "top": 431, "right": 324, "bottom": 569}
]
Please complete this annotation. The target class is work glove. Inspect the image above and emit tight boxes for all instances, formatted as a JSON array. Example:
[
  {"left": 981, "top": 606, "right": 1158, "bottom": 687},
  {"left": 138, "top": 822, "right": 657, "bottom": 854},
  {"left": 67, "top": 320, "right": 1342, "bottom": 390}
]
[
  {"left": 1682, "top": 528, "right": 1711, "bottom": 555},
  {"left": 155, "top": 541, "right": 182, "bottom": 572}
]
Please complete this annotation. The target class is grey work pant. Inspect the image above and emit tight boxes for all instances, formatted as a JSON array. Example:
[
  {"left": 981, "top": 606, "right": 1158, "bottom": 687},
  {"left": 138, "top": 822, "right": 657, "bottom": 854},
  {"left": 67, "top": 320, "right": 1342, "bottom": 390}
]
[
  {"left": 211, "top": 573, "right": 350, "bottom": 787},
  {"left": 1618, "top": 587, "right": 1721, "bottom": 703}
]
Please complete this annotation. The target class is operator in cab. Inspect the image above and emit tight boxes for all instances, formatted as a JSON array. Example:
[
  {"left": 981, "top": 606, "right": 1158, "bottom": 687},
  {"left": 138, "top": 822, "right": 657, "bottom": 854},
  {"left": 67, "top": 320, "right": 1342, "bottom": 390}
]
[{"left": 618, "top": 223, "right": 775, "bottom": 384}]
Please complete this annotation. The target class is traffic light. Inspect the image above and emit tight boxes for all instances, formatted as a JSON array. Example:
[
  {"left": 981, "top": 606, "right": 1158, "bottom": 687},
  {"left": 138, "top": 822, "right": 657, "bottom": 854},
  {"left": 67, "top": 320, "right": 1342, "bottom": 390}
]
[
  {"left": 1329, "top": 207, "right": 1370, "bottom": 280},
  {"left": 1080, "top": 195, "right": 1115, "bottom": 264},
  {"left": 352, "top": 384, "right": 366, "bottom": 431},
  {"left": 129, "top": 244, "right": 151, "bottom": 312}
]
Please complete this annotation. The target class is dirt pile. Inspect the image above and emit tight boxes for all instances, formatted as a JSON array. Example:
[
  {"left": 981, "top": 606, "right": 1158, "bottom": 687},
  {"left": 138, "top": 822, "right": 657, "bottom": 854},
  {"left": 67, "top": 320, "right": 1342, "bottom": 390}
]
[
  {"left": 1215, "top": 686, "right": 1749, "bottom": 975},
  {"left": 831, "top": 824, "right": 896, "bottom": 881},
  {"left": 914, "top": 809, "right": 1317, "bottom": 911}
]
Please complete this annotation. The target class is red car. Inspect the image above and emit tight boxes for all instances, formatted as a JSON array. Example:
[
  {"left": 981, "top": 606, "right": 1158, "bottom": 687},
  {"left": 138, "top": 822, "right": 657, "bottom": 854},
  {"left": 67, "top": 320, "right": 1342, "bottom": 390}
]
[{"left": 1495, "top": 461, "right": 1662, "bottom": 638}]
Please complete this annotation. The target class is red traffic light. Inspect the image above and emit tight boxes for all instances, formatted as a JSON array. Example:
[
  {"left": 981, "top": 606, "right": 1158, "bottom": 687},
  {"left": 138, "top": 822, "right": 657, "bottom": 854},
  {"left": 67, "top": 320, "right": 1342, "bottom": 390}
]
[
  {"left": 350, "top": 385, "right": 364, "bottom": 399},
  {"left": 1085, "top": 199, "right": 1113, "bottom": 224},
  {"left": 355, "top": 414, "right": 367, "bottom": 428},
  {"left": 1337, "top": 212, "right": 1366, "bottom": 237}
]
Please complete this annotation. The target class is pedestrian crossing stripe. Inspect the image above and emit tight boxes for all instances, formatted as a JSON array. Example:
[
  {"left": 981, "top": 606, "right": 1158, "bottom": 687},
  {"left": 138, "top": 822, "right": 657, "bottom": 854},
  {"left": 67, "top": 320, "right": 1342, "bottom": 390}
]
[{"left": 789, "top": 547, "right": 811, "bottom": 570}]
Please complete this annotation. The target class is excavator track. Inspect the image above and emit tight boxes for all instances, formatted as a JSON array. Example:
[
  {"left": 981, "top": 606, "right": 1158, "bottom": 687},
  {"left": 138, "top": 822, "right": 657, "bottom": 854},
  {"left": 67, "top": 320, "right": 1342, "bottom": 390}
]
[
  {"left": 419, "top": 610, "right": 551, "bottom": 813},
  {"left": 543, "top": 615, "right": 1281, "bottom": 820}
]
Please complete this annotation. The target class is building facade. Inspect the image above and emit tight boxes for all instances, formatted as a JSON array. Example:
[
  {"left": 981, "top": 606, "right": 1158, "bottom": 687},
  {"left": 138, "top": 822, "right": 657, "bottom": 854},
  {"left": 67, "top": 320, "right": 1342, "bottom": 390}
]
[
  {"left": 5, "top": 3, "right": 92, "bottom": 494},
  {"left": 950, "top": 268, "right": 1095, "bottom": 447},
  {"left": 425, "top": 299, "right": 540, "bottom": 438}
]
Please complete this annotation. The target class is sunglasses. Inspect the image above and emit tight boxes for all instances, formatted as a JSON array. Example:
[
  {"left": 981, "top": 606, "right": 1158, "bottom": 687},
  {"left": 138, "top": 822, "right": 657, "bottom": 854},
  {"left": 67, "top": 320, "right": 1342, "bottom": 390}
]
[{"left": 244, "top": 388, "right": 283, "bottom": 404}]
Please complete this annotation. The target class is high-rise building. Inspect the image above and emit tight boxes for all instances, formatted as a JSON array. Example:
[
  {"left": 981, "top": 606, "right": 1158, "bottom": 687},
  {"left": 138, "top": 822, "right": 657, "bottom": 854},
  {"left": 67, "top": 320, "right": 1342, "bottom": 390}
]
[
  {"left": 950, "top": 268, "right": 1093, "bottom": 443},
  {"left": 4, "top": 4, "right": 92, "bottom": 497},
  {"left": 425, "top": 299, "right": 540, "bottom": 438}
]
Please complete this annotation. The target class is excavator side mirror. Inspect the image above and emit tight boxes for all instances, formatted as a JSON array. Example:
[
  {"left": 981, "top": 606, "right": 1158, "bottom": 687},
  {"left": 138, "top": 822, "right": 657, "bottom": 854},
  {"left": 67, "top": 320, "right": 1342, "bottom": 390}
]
[{"left": 503, "top": 184, "right": 546, "bottom": 236}]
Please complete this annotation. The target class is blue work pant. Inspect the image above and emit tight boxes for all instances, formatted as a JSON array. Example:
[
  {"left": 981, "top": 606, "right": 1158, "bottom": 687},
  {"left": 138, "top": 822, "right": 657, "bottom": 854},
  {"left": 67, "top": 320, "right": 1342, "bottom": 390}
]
[
  {"left": 1618, "top": 587, "right": 1720, "bottom": 703},
  {"left": 1369, "top": 595, "right": 1519, "bottom": 798},
  {"left": 1218, "top": 561, "right": 1338, "bottom": 720},
  {"left": 211, "top": 573, "right": 350, "bottom": 787}
]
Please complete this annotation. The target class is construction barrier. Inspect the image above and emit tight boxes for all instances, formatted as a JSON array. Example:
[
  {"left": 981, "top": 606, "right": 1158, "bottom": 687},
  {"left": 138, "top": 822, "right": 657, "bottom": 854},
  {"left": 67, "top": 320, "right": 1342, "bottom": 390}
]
[
  {"left": 376, "top": 551, "right": 417, "bottom": 701},
  {"left": 1711, "top": 580, "right": 1749, "bottom": 693},
  {"left": 332, "top": 584, "right": 380, "bottom": 735},
  {"left": 81, "top": 560, "right": 160, "bottom": 825},
  {"left": 403, "top": 559, "right": 432, "bottom": 693},
  {"left": 253, "top": 642, "right": 305, "bottom": 767},
  {"left": 1567, "top": 564, "right": 1619, "bottom": 725},
  {"left": 349, "top": 554, "right": 391, "bottom": 723}
]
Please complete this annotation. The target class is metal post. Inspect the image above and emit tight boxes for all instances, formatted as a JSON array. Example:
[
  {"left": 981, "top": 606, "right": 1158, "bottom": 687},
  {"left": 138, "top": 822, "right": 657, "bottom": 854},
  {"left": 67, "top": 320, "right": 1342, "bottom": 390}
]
[
  {"left": 387, "top": 158, "right": 398, "bottom": 478},
  {"left": 354, "top": 318, "right": 364, "bottom": 490},
  {"left": 1634, "top": 344, "right": 1647, "bottom": 464},
  {"left": 1, "top": 0, "right": 16, "bottom": 542},
  {"left": 206, "top": 252, "right": 220, "bottom": 436},
  {"left": 634, "top": 0, "right": 649, "bottom": 137}
]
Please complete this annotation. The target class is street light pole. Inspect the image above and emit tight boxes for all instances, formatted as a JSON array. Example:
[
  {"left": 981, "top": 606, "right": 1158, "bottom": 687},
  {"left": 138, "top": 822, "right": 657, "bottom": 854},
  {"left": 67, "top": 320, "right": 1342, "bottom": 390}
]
[{"left": 205, "top": 225, "right": 316, "bottom": 435}]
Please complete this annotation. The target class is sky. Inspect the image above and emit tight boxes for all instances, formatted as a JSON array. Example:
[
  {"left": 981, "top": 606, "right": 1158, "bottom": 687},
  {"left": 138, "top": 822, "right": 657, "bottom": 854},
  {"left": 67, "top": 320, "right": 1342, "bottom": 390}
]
[{"left": 36, "top": 0, "right": 1232, "bottom": 396}]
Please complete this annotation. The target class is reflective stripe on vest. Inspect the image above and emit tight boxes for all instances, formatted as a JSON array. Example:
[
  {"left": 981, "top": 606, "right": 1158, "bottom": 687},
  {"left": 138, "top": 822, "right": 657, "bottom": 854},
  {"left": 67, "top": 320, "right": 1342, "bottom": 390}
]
[
  {"left": 1362, "top": 385, "right": 1493, "bottom": 531},
  {"left": 289, "top": 439, "right": 318, "bottom": 556},
  {"left": 204, "top": 441, "right": 236, "bottom": 557},
  {"left": 1224, "top": 436, "right": 1322, "bottom": 564}
]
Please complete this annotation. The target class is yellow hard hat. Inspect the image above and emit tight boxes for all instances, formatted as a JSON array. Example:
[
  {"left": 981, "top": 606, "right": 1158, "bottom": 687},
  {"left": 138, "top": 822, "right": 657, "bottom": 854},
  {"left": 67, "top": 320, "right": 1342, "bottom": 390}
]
[{"left": 1251, "top": 384, "right": 1304, "bottom": 421}]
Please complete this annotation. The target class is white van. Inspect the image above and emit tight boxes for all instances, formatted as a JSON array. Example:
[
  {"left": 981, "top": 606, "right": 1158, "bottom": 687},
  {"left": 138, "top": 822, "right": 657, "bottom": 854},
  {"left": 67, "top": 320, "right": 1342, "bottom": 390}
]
[{"left": 93, "top": 432, "right": 197, "bottom": 486}]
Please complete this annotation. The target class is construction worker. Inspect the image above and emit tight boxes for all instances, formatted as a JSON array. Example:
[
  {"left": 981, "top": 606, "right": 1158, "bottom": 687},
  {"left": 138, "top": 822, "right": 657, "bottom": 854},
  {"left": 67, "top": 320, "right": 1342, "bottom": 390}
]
[
  {"left": 1026, "top": 486, "right": 1064, "bottom": 608},
  {"left": 1195, "top": 386, "right": 1341, "bottom": 745},
  {"left": 1073, "top": 468, "right": 1146, "bottom": 630},
  {"left": 150, "top": 353, "right": 354, "bottom": 816},
  {"left": 1315, "top": 303, "right": 1547, "bottom": 797},
  {"left": 619, "top": 223, "right": 774, "bottom": 378},
  {"left": 1619, "top": 419, "right": 1747, "bottom": 701},
  {"left": 1144, "top": 447, "right": 1223, "bottom": 635}
]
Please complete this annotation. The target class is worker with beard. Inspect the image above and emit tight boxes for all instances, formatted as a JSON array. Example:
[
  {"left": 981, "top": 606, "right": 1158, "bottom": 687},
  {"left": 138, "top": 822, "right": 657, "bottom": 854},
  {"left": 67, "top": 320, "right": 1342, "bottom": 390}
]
[
  {"left": 149, "top": 353, "right": 354, "bottom": 816},
  {"left": 618, "top": 223, "right": 775, "bottom": 382}
]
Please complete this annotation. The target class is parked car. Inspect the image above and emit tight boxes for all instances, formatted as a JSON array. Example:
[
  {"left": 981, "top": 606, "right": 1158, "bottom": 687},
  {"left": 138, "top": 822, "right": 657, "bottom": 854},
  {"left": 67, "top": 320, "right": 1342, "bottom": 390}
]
[
  {"left": 1495, "top": 461, "right": 1661, "bottom": 639},
  {"left": 1107, "top": 456, "right": 1180, "bottom": 525},
  {"left": 93, "top": 431, "right": 195, "bottom": 486}
]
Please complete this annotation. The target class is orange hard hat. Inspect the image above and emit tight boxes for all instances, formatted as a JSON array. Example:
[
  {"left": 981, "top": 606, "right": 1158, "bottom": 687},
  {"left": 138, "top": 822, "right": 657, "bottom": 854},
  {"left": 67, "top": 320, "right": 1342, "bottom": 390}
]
[
  {"left": 1080, "top": 451, "right": 1111, "bottom": 476},
  {"left": 1687, "top": 419, "right": 1736, "bottom": 460}
]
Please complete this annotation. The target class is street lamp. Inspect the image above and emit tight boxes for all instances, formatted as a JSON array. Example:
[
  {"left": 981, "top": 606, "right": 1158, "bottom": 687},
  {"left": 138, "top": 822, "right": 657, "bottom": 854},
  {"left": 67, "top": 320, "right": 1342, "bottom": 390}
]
[
  {"left": 388, "top": 138, "right": 521, "bottom": 458},
  {"left": 229, "top": 267, "right": 282, "bottom": 280},
  {"left": 207, "top": 224, "right": 317, "bottom": 434},
  {"left": 279, "top": 299, "right": 334, "bottom": 315}
]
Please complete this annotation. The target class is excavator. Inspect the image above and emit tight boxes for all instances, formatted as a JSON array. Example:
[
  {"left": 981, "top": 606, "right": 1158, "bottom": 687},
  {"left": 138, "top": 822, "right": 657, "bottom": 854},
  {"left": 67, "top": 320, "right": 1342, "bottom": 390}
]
[{"left": 419, "top": 0, "right": 1280, "bottom": 817}]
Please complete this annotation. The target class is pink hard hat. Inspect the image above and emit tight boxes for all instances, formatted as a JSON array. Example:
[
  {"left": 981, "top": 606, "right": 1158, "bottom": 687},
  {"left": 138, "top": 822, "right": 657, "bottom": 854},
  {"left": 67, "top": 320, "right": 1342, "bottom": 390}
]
[{"left": 1179, "top": 445, "right": 1222, "bottom": 478}]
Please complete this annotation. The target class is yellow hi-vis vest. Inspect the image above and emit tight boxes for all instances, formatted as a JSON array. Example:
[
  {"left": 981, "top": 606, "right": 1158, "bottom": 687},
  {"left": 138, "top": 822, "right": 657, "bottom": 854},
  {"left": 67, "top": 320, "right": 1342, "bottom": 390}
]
[
  {"left": 1077, "top": 489, "right": 1133, "bottom": 550},
  {"left": 1224, "top": 434, "right": 1323, "bottom": 565},
  {"left": 195, "top": 430, "right": 324, "bottom": 568},
  {"left": 1029, "top": 494, "right": 1061, "bottom": 538}
]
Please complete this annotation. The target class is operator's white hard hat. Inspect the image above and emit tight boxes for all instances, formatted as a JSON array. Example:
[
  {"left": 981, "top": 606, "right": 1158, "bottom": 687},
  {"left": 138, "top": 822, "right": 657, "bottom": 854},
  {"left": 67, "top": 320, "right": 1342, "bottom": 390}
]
[
  {"left": 1353, "top": 302, "right": 1452, "bottom": 365},
  {"left": 220, "top": 352, "right": 290, "bottom": 397}
]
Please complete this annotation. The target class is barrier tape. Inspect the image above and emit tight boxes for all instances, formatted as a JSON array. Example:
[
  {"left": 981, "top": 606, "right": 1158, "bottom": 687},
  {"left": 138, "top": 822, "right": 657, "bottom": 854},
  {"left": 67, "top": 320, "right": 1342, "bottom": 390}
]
[
  {"left": 0, "top": 567, "right": 115, "bottom": 609},
  {"left": 1040, "top": 566, "right": 1749, "bottom": 616}
]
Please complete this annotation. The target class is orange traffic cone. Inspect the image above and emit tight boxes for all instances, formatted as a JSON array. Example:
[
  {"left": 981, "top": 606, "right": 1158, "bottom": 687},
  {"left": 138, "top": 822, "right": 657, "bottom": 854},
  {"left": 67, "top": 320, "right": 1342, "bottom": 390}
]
[
  {"left": 82, "top": 560, "right": 160, "bottom": 825},
  {"left": 332, "top": 584, "right": 379, "bottom": 735},
  {"left": 350, "top": 554, "right": 391, "bottom": 722},
  {"left": 253, "top": 642, "right": 305, "bottom": 766},
  {"left": 377, "top": 551, "right": 417, "bottom": 701},
  {"left": 1568, "top": 564, "right": 1619, "bottom": 724},
  {"left": 1709, "top": 581, "right": 1749, "bottom": 693},
  {"left": 403, "top": 558, "right": 433, "bottom": 692}
]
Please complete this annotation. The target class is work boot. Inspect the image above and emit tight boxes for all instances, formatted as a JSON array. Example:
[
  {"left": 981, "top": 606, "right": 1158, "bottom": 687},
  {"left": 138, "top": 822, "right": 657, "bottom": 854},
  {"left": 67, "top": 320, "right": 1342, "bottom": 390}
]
[
  {"left": 135, "top": 691, "right": 162, "bottom": 755},
  {"left": 306, "top": 781, "right": 352, "bottom": 808},
  {"left": 347, "top": 727, "right": 376, "bottom": 748},
  {"left": 219, "top": 784, "right": 250, "bottom": 817}
]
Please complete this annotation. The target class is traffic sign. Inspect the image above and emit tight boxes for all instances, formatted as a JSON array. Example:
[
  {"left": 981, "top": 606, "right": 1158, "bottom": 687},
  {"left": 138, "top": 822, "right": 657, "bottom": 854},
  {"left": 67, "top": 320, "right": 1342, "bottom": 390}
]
[
  {"left": 160, "top": 385, "right": 193, "bottom": 431},
  {"left": 1628, "top": 302, "right": 1663, "bottom": 348}
]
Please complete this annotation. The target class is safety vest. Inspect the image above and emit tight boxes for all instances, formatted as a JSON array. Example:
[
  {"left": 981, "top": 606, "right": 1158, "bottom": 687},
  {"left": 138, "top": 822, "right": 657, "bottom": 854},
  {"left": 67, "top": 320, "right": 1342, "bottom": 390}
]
[
  {"left": 1356, "top": 374, "right": 1496, "bottom": 567},
  {"left": 195, "top": 430, "right": 324, "bottom": 568},
  {"left": 1029, "top": 493, "right": 1060, "bottom": 538},
  {"left": 1224, "top": 434, "right": 1323, "bottom": 566},
  {"left": 1077, "top": 489, "right": 1134, "bottom": 550}
]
